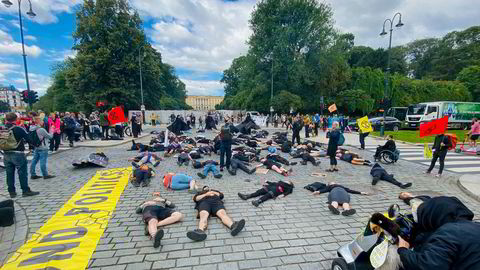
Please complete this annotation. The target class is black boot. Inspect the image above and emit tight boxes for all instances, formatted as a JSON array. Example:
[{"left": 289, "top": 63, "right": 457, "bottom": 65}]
[
  {"left": 238, "top": 193, "right": 250, "bottom": 200},
  {"left": 252, "top": 200, "right": 261, "bottom": 207},
  {"left": 197, "top": 173, "right": 206, "bottom": 179},
  {"left": 372, "top": 176, "right": 380, "bottom": 186}
]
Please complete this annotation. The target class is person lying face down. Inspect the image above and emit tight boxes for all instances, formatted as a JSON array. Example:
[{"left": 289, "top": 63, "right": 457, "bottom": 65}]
[
  {"left": 238, "top": 180, "right": 294, "bottom": 207},
  {"left": 397, "top": 196, "right": 480, "bottom": 270},
  {"left": 312, "top": 181, "right": 369, "bottom": 216},
  {"left": 187, "top": 186, "right": 245, "bottom": 242},
  {"left": 136, "top": 193, "right": 183, "bottom": 248}
]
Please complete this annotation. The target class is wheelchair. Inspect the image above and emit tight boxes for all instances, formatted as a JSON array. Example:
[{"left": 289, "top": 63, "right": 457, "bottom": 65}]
[{"left": 374, "top": 147, "right": 400, "bottom": 164}]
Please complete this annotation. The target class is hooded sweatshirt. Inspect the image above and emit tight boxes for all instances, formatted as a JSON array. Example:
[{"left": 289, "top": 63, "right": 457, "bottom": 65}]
[{"left": 398, "top": 196, "right": 480, "bottom": 270}]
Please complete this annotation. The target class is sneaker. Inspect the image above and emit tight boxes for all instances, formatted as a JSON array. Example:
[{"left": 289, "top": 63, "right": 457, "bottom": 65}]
[
  {"left": 342, "top": 209, "right": 356, "bottom": 216},
  {"left": 197, "top": 173, "right": 206, "bottom": 179},
  {"left": 230, "top": 219, "right": 246, "bottom": 236},
  {"left": 290, "top": 162, "right": 297, "bottom": 166},
  {"left": 22, "top": 190, "right": 40, "bottom": 197},
  {"left": 424, "top": 171, "right": 431, "bottom": 174},
  {"left": 371, "top": 176, "right": 380, "bottom": 186},
  {"left": 69, "top": 143, "right": 74, "bottom": 147},
  {"left": 252, "top": 200, "right": 260, "bottom": 207},
  {"left": 9, "top": 192, "right": 17, "bottom": 198},
  {"left": 401, "top": 183, "right": 413, "bottom": 189},
  {"left": 43, "top": 175, "right": 56, "bottom": 180},
  {"left": 214, "top": 174, "right": 222, "bottom": 179},
  {"left": 153, "top": 229, "right": 164, "bottom": 248},
  {"left": 187, "top": 229, "right": 207, "bottom": 242},
  {"left": 31, "top": 175, "right": 42, "bottom": 180},
  {"left": 328, "top": 204, "right": 340, "bottom": 215},
  {"left": 220, "top": 167, "right": 224, "bottom": 172},
  {"left": 238, "top": 193, "right": 249, "bottom": 200},
  {"left": 434, "top": 174, "right": 442, "bottom": 178}
]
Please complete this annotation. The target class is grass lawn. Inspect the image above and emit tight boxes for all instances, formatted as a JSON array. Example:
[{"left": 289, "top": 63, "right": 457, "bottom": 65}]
[{"left": 371, "top": 130, "right": 469, "bottom": 144}]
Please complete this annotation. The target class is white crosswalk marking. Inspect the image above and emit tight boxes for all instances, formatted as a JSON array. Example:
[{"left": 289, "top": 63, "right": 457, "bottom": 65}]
[{"left": 365, "top": 144, "right": 480, "bottom": 174}]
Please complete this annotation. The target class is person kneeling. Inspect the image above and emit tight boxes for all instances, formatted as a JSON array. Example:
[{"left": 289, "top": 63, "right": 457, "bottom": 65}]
[
  {"left": 187, "top": 187, "right": 245, "bottom": 241},
  {"left": 136, "top": 193, "right": 183, "bottom": 248}
]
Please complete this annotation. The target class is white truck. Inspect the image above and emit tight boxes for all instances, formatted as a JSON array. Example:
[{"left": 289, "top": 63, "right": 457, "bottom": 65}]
[{"left": 406, "top": 101, "right": 480, "bottom": 129}]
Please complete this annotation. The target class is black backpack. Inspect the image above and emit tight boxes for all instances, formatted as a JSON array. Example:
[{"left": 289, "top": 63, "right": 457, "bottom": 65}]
[
  {"left": 28, "top": 129, "right": 44, "bottom": 148},
  {"left": 220, "top": 125, "right": 232, "bottom": 141}
]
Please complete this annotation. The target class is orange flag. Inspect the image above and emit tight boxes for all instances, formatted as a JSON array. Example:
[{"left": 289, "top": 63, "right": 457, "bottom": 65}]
[{"left": 328, "top": 103, "right": 337, "bottom": 113}]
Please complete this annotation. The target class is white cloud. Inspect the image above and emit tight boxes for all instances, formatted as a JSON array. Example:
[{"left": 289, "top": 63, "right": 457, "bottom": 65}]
[
  {"left": 0, "top": 0, "right": 83, "bottom": 24},
  {"left": 0, "top": 62, "right": 50, "bottom": 95},
  {"left": 24, "top": 35, "right": 36, "bottom": 41},
  {"left": 325, "top": 0, "right": 480, "bottom": 48},
  {"left": 133, "top": 0, "right": 256, "bottom": 73},
  {"left": 180, "top": 78, "right": 225, "bottom": 96},
  {"left": 0, "top": 30, "right": 42, "bottom": 57},
  {"left": 46, "top": 49, "right": 77, "bottom": 62}
]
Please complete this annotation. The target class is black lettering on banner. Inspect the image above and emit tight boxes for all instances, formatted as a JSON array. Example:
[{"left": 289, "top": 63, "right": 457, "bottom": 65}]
[
  {"left": 91, "top": 183, "right": 117, "bottom": 188},
  {"left": 98, "top": 177, "right": 122, "bottom": 180},
  {"left": 75, "top": 196, "right": 108, "bottom": 205},
  {"left": 40, "top": 227, "right": 87, "bottom": 243},
  {"left": 64, "top": 208, "right": 100, "bottom": 216},
  {"left": 19, "top": 242, "right": 80, "bottom": 266},
  {"left": 88, "top": 187, "right": 115, "bottom": 192},
  {"left": 100, "top": 171, "right": 124, "bottom": 177},
  {"left": 82, "top": 190, "right": 113, "bottom": 196}
]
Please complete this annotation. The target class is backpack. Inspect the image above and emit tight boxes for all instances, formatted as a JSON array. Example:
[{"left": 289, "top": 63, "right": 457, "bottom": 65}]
[
  {"left": 28, "top": 129, "right": 44, "bottom": 148},
  {"left": 445, "top": 134, "right": 457, "bottom": 150},
  {"left": 0, "top": 127, "right": 20, "bottom": 151},
  {"left": 220, "top": 125, "right": 232, "bottom": 141},
  {"left": 338, "top": 133, "right": 345, "bottom": 146}
]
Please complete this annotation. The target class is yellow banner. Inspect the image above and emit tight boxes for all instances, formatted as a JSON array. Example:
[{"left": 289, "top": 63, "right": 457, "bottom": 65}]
[
  {"left": 2, "top": 167, "right": 131, "bottom": 270},
  {"left": 357, "top": 116, "right": 373, "bottom": 133}
]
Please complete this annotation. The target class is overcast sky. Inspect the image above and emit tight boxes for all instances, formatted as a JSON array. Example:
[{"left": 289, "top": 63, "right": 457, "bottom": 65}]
[{"left": 0, "top": 0, "right": 478, "bottom": 96}]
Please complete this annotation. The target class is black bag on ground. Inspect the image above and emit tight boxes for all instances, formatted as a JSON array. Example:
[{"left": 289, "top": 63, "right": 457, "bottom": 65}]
[{"left": 304, "top": 182, "right": 327, "bottom": 192}]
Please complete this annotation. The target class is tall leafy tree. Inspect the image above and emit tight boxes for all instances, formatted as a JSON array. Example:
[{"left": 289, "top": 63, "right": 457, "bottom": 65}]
[{"left": 457, "top": 65, "right": 480, "bottom": 101}]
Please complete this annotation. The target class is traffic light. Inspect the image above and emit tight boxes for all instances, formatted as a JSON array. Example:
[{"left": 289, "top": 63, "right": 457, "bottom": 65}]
[
  {"left": 28, "top": 90, "right": 38, "bottom": 105},
  {"left": 22, "top": 90, "right": 29, "bottom": 103}
]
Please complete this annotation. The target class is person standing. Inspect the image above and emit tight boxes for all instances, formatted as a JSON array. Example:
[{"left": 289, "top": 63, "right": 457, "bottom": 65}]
[
  {"left": 131, "top": 114, "right": 140, "bottom": 138},
  {"left": 30, "top": 117, "right": 55, "bottom": 180},
  {"left": 48, "top": 113, "right": 61, "bottom": 152},
  {"left": 151, "top": 113, "right": 156, "bottom": 126},
  {"left": 291, "top": 116, "right": 302, "bottom": 145},
  {"left": 426, "top": 134, "right": 452, "bottom": 177},
  {"left": 358, "top": 129, "right": 369, "bottom": 150},
  {"left": 1, "top": 113, "right": 40, "bottom": 198},
  {"left": 467, "top": 118, "right": 479, "bottom": 147},
  {"left": 63, "top": 112, "right": 76, "bottom": 147},
  {"left": 219, "top": 120, "right": 233, "bottom": 172},
  {"left": 326, "top": 121, "right": 341, "bottom": 172},
  {"left": 99, "top": 110, "right": 110, "bottom": 140},
  {"left": 303, "top": 114, "right": 311, "bottom": 138},
  {"left": 313, "top": 113, "right": 320, "bottom": 137}
]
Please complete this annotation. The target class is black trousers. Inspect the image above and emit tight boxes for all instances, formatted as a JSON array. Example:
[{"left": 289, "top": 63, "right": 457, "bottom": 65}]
[
  {"left": 247, "top": 188, "right": 274, "bottom": 205},
  {"left": 314, "top": 123, "right": 319, "bottom": 135},
  {"left": 102, "top": 126, "right": 110, "bottom": 139},
  {"left": 65, "top": 128, "right": 75, "bottom": 144},
  {"left": 427, "top": 150, "right": 448, "bottom": 174},
  {"left": 220, "top": 140, "right": 232, "bottom": 168},
  {"left": 359, "top": 133, "right": 369, "bottom": 149},
  {"left": 269, "top": 155, "right": 290, "bottom": 166},
  {"left": 292, "top": 131, "right": 301, "bottom": 145},
  {"left": 371, "top": 171, "right": 404, "bottom": 187},
  {"left": 0, "top": 199, "right": 15, "bottom": 227},
  {"left": 230, "top": 159, "right": 255, "bottom": 175},
  {"left": 305, "top": 126, "right": 309, "bottom": 138},
  {"left": 50, "top": 133, "right": 61, "bottom": 151},
  {"left": 329, "top": 155, "right": 337, "bottom": 166},
  {"left": 300, "top": 153, "right": 316, "bottom": 165}
]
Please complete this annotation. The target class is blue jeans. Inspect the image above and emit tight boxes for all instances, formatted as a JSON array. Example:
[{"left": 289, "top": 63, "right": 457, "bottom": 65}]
[
  {"left": 203, "top": 164, "right": 219, "bottom": 176},
  {"left": 4, "top": 152, "right": 30, "bottom": 193},
  {"left": 30, "top": 148, "right": 48, "bottom": 177},
  {"left": 170, "top": 174, "right": 192, "bottom": 190},
  {"left": 220, "top": 140, "right": 232, "bottom": 168}
]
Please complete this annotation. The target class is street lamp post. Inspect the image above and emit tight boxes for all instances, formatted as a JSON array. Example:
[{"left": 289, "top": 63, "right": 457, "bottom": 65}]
[
  {"left": 270, "top": 58, "right": 274, "bottom": 120},
  {"left": 379, "top": 12, "right": 404, "bottom": 136},
  {"left": 3, "top": 0, "right": 36, "bottom": 109},
  {"left": 138, "top": 47, "right": 145, "bottom": 124}
]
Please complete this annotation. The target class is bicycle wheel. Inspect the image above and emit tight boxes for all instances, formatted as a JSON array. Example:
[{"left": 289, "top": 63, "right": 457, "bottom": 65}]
[{"left": 124, "top": 126, "right": 132, "bottom": 137}]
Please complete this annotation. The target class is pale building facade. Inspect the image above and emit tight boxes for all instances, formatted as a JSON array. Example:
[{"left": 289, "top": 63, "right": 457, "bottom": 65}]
[
  {"left": 0, "top": 85, "right": 27, "bottom": 112},
  {"left": 186, "top": 95, "right": 224, "bottom": 111}
]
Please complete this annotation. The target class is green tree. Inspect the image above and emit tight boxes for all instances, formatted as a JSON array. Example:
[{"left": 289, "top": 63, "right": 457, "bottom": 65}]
[
  {"left": 457, "top": 65, "right": 480, "bottom": 102},
  {"left": 0, "top": 100, "right": 10, "bottom": 112},
  {"left": 271, "top": 90, "right": 303, "bottom": 112}
]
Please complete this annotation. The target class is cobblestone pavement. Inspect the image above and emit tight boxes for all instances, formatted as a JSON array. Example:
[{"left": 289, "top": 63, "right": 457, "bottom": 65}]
[{"left": 1, "top": 128, "right": 479, "bottom": 270}]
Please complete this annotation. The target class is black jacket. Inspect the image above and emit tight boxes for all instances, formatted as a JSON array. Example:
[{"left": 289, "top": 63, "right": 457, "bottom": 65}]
[
  {"left": 326, "top": 130, "right": 340, "bottom": 156},
  {"left": 398, "top": 196, "right": 480, "bottom": 270},
  {"left": 433, "top": 134, "right": 452, "bottom": 152},
  {"left": 314, "top": 184, "right": 361, "bottom": 195}
]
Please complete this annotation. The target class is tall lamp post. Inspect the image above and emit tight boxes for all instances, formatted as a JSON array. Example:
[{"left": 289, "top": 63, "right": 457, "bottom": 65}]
[
  {"left": 3, "top": 0, "right": 36, "bottom": 108},
  {"left": 270, "top": 58, "right": 274, "bottom": 120},
  {"left": 138, "top": 46, "right": 145, "bottom": 124},
  {"left": 379, "top": 12, "right": 404, "bottom": 136}
]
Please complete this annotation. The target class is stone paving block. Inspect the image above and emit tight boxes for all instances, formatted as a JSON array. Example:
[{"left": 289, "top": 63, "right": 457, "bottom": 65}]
[
  {"left": 176, "top": 257, "right": 200, "bottom": 267},
  {"left": 91, "top": 258, "right": 119, "bottom": 267},
  {"left": 113, "top": 243, "right": 136, "bottom": 250},
  {"left": 223, "top": 252, "right": 245, "bottom": 261},
  {"left": 278, "top": 264, "right": 302, "bottom": 270},
  {"left": 193, "top": 264, "right": 217, "bottom": 270},
  {"left": 281, "top": 254, "right": 306, "bottom": 264},
  {"left": 199, "top": 254, "right": 223, "bottom": 264},
  {"left": 238, "top": 259, "right": 262, "bottom": 269},
  {"left": 117, "top": 254, "right": 145, "bottom": 264},
  {"left": 260, "top": 257, "right": 283, "bottom": 267},
  {"left": 92, "top": 251, "right": 115, "bottom": 259},
  {"left": 190, "top": 248, "right": 211, "bottom": 257},
  {"left": 245, "top": 250, "right": 267, "bottom": 259},
  {"left": 101, "top": 265, "right": 127, "bottom": 270},
  {"left": 125, "top": 262, "right": 152, "bottom": 270},
  {"left": 145, "top": 253, "right": 168, "bottom": 261},
  {"left": 167, "top": 250, "right": 190, "bottom": 259},
  {"left": 152, "top": 259, "right": 176, "bottom": 269},
  {"left": 218, "top": 262, "right": 239, "bottom": 270},
  {"left": 114, "top": 249, "right": 139, "bottom": 257}
]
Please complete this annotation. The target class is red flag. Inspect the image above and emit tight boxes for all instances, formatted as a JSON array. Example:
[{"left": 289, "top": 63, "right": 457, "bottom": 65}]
[
  {"left": 108, "top": 106, "right": 127, "bottom": 125},
  {"left": 419, "top": 116, "right": 448, "bottom": 137}
]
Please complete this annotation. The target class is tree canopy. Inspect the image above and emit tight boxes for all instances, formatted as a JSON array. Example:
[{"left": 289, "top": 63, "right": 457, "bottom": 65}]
[
  {"left": 219, "top": 0, "right": 479, "bottom": 114},
  {"left": 34, "top": 0, "right": 189, "bottom": 113}
]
